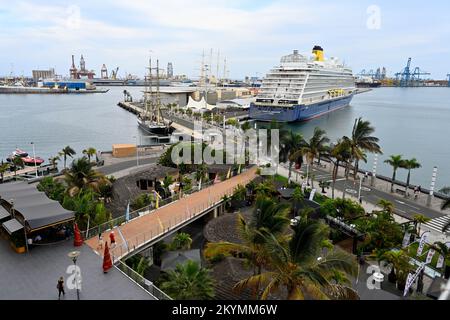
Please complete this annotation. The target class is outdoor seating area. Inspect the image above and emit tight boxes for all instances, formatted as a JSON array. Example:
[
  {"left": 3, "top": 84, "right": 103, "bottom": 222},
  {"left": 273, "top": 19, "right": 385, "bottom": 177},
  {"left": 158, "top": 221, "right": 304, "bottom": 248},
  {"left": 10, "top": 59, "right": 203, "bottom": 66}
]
[{"left": 0, "top": 182, "right": 75, "bottom": 252}]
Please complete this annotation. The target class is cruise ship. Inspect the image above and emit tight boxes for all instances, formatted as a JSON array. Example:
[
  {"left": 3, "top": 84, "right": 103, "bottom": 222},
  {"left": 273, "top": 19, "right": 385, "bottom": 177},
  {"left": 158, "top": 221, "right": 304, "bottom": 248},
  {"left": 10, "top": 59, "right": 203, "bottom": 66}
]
[{"left": 249, "top": 46, "right": 356, "bottom": 122}]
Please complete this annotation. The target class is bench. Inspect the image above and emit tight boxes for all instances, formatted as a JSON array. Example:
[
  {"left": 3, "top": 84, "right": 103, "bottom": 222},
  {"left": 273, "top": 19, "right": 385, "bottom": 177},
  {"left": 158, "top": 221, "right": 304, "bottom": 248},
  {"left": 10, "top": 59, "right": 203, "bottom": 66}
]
[{"left": 395, "top": 188, "right": 406, "bottom": 196}]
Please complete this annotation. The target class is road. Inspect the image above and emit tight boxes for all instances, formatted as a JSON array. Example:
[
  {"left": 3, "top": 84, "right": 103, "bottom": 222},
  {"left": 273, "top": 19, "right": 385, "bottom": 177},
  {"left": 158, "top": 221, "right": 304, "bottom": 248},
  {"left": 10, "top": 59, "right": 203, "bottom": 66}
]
[{"left": 286, "top": 164, "right": 444, "bottom": 220}]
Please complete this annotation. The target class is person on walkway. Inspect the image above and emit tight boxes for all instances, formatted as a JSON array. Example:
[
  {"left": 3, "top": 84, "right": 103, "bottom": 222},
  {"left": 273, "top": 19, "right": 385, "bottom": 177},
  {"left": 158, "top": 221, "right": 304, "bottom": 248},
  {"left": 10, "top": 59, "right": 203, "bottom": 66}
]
[
  {"left": 97, "top": 233, "right": 104, "bottom": 251},
  {"left": 109, "top": 231, "right": 116, "bottom": 248},
  {"left": 57, "top": 277, "right": 65, "bottom": 299}
]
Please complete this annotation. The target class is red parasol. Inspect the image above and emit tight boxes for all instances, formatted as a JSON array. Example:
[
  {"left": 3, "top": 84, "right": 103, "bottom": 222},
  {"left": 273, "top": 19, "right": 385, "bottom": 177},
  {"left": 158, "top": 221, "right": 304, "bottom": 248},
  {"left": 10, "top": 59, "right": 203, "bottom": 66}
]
[
  {"left": 73, "top": 223, "right": 83, "bottom": 247},
  {"left": 103, "top": 242, "right": 113, "bottom": 273}
]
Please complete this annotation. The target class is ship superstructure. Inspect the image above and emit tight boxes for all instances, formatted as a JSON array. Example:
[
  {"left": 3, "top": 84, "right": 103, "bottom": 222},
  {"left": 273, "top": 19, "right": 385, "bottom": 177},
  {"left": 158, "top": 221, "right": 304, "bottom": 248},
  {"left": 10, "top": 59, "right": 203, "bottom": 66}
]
[{"left": 249, "top": 46, "right": 356, "bottom": 122}]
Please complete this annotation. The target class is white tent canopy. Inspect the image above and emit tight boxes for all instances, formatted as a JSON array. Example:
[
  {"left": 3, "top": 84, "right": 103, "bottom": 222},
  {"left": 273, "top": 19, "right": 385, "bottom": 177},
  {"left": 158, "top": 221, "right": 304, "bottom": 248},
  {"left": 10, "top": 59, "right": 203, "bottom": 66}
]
[{"left": 185, "top": 96, "right": 215, "bottom": 111}]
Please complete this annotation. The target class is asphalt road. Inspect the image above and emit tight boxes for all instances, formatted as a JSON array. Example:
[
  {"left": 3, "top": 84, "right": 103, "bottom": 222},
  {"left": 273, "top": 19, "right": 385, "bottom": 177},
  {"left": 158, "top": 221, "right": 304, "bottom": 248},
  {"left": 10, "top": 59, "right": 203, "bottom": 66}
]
[{"left": 296, "top": 165, "right": 444, "bottom": 220}]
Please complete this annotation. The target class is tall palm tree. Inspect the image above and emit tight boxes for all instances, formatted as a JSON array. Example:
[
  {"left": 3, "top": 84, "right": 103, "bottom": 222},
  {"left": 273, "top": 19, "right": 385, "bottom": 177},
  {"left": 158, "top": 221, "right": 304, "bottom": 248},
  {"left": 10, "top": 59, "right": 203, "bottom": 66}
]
[
  {"left": 401, "top": 158, "right": 421, "bottom": 198},
  {"left": 12, "top": 157, "right": 24, "bottom": 176},
  {"left": 343, "top": 118, "right": 382, "bottom": 179},
  {"left": 412, "top": 214, "right": 431, "bottom": 236},
  {"left": 61, "top": 146, "right": 76, "bottom": 169},
  {"left": 384, "top": 155, "right": 404, "bottom": 193},
  {"left": 328, "top": 139, "right": 351, "bottom": 199},
  {"left": 159, "top": 260, "right": 215, "bottom": 300},
  {"left": 82, "top": 147, "right": 97, "bottom": 163},
  {"left": 0, "top": 162, "right": 10, "bottom": 182},
  {"left": 298, "top": 127, "right": 329, "bottom": 187},
  {"left": 378, "top": 199, "right": 395, "bottom": 215},
  {"left": 63, "top": 157, "right": 109, "bottom": 197},
  {"left": 280, "top": 131, "right": 304, "bottom": 183},
  {"left": 234, "top": 217, "right": 358, "bottom": 300},
  {"left": 171, "top": 232, "right": 193, "bottom": 250},
  {"left": 205, "top": 197, "right": 290, "bottom": 277}
]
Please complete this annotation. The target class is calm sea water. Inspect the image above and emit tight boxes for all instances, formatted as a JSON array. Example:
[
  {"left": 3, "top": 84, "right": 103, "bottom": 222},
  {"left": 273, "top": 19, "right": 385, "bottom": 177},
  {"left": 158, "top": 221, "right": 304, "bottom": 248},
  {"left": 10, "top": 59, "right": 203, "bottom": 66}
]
[
  {"left": 0, "top": 87, "right": 449, "bottom": 189},
  {"left": 287, "top": 87, "right": 450, "bottom": 190}
]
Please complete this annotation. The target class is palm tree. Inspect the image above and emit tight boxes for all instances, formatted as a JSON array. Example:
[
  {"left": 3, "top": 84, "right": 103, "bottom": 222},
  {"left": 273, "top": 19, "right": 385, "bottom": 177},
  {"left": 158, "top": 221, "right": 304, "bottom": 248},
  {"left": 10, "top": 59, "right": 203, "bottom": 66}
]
[
  {"left": 412, "top": 214, "right": 431, "bottom": 236},
  {"left": 12, "top": 157, "right": 24, "bottom": 176},
  {"left": 298, "top": 127, "right": 329, "bottom": 187},
  {"left": 382, "top": 250, "right": 413, "bottom": 289},
  {"left": 384, "top": 155, "right": 404, "bottom": 193},
  {"left": 328, "top": 139, "right": 352, "bottom": 199},
  {"left": 343, "top": 118, "right": 382, "bottom": 179},
  {"left": 280, "top": 131, "right": 304, "bottom": 183},
  {"left": 378, "top": 199, "right": 395, "bottom": 215},
  {"left": 171, "top": 232, "right": 193, "bottom": 250},
  {"left": 49, "top": 156, "right": 60, "bottom": 171},
  {"left": 159, "top": 260, "right": 215, "bottom": 300},
  {"left": 234, "top": 216, "right": 358, "bottom": 300},
  {"left": 61, "top": 146, "right": 76, "bottom": 169},
  {"left": 205, "top": 196, "right": 290, "bottom": 269},
  {"left": 0, "top": 162, "right": 10, "bottom": 182},
  {"left": 241, "top": 121, "right": 252, "bottom": 132},
  {"left": 401, "top": 158, "right": 421, "bottom": 198},
  {"left": 162, "top": 175, "right": 174, "bottom": 198},
  {"left": 63, "top": 157, "right": 109, "bottom": 197},
  {"left": 82, "top": 147, "right": 97, "bottom": 163}
]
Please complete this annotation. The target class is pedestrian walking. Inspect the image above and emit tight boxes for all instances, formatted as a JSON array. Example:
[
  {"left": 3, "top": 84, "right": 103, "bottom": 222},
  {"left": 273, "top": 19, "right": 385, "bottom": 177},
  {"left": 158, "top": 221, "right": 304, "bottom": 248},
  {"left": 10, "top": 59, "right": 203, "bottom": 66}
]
[
  {"left": 97, "top": 233, "right": 104, "bottom": 251},
  {"left": 364, "top": 171, "right": 369, "bottom": 182},
  {"left": 57, "top": 277, "right": 65, "bottom": 299},
  {"left": 109, "top": 231, "right": 116, "bottom": 247}
]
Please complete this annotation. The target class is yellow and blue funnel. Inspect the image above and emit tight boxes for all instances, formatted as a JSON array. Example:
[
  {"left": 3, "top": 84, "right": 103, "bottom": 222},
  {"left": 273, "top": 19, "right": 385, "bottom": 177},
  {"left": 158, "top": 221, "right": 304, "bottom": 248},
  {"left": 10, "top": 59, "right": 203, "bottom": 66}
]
[{"left": 312, "top": 45, "right": 324, "bottom": 62}]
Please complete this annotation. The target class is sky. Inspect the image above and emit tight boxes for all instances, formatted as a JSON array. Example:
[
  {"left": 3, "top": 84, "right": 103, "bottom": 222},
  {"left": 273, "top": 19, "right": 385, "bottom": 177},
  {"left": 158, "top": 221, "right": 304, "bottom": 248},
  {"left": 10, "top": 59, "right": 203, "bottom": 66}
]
[{"left": 0, "top": 0, "right": 449, "bottom": 80}]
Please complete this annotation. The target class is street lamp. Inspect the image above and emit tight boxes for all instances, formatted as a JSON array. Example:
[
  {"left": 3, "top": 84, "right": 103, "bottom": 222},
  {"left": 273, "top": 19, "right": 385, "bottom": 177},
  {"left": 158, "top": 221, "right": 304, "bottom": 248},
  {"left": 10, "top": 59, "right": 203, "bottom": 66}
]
[
  {"left": 68, "top": 251, "right": 81, "bottom": 300},
  {"left": 371, "top": 154, "right": 378, "bottom": 187},
  {"left": 427, "top": 166, "right": 438, "bottom": 207},
  {"left": 30, "top": 142, "right": 38, "bottom": 178}
]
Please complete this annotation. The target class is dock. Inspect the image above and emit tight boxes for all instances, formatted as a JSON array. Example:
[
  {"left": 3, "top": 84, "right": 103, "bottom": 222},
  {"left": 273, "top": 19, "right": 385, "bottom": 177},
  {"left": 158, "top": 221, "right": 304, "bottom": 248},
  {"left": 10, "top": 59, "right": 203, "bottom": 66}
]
[{"left": 117, "top": 101, "right": 145, "bottom": 117}]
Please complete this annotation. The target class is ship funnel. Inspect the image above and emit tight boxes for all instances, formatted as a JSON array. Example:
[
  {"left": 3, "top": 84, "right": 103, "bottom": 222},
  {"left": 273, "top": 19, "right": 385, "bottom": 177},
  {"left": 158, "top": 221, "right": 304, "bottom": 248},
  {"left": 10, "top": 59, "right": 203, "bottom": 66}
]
[
  {"left": 293, "top": 50, "right": 299, "bottom": 55},
  {"left": 312, "top": 45, "right": 324, "bottom": 62}
]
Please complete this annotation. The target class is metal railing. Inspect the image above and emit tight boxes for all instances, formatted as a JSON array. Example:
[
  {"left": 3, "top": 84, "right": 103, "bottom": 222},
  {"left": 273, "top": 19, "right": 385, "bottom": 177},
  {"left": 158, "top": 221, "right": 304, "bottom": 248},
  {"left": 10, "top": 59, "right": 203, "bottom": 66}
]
[
  {"left": 115, "top": 260, "right": 172, "bottom": 300},
  {"left": 109, "top": 177, "right": 254, "bottom": 261},
  {"left": 81, "top": 179, "right": 216, "bottom": 239}
]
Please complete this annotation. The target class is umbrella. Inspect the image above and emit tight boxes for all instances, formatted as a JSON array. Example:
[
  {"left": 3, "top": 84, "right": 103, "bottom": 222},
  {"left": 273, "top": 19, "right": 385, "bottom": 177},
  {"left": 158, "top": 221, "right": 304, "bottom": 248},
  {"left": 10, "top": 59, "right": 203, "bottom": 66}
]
[
  {"left": 103, "top": 242, "right": 113, "bottom": 273},
  {"left": 160, "top": 249, "right": 201, "bottom": 272},
  {"left": 73, "top": 223, "right": 83, "bottom": 247}
]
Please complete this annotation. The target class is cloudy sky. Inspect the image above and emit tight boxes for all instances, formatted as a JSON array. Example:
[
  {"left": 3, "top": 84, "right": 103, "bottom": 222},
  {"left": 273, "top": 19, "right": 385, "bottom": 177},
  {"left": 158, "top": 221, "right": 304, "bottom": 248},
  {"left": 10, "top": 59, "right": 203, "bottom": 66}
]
[{"left": 0, "top": 0, "right": 449, "bottom": 80}]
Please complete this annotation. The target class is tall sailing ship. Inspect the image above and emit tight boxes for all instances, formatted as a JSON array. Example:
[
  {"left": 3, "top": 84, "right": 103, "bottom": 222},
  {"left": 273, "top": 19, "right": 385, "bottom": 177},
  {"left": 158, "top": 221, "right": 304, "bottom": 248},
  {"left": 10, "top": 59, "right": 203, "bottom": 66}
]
[
  {"left": 138, "top": 59, "right": 174, "bottom": 135},
  {"left": 249, "top": 46, "right": 356, "bottom": 122}
]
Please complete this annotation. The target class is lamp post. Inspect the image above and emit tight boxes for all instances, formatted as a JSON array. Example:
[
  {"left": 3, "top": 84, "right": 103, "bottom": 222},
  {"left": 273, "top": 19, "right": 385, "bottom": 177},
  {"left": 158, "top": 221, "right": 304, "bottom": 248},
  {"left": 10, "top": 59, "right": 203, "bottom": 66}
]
[
  {"left": 68, "top": 251, "right": 81, "bottom": 300},
  {"left": 30, "top": 142, "right": 38, "bottom": 178},
  {"left": 427, "top": 166, "right": 438, "bottom": 207},
  {"left": 371, "top": 154, "right": 378, "bottom": 187},
  {"left": 358, "top": 176, "right": 363, "bottom": 202}
]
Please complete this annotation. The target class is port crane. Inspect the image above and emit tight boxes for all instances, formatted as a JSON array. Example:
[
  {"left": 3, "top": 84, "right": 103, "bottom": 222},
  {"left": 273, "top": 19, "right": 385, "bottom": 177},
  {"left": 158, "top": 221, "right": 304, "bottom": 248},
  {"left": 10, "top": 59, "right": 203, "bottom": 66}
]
[
  {"left": 111, "top": 67, "right": 119, "bottom": 80},
  {"left": 395, "top": 58, "right": 430, "bottom": 87}
]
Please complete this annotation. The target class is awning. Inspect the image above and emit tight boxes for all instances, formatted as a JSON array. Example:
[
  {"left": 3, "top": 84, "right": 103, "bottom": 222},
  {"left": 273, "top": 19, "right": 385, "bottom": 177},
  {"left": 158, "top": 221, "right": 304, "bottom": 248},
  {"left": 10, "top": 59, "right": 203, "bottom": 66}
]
[
  {"left": 2, "top": 218, "right": 24, "bottom": 235},
  {"left": 0, "top": 182, "right": 74, "bottom": 231},
  {"left": 0, "top": 206, "right": 10, "bottom": 220}
]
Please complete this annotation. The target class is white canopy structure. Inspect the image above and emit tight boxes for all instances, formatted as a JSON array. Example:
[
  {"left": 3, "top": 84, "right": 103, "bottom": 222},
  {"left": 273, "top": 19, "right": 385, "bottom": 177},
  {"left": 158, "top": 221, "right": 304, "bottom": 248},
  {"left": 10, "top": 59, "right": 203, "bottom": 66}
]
[{"left": 185, "top": 96, "right": 215, "bottom": 111}]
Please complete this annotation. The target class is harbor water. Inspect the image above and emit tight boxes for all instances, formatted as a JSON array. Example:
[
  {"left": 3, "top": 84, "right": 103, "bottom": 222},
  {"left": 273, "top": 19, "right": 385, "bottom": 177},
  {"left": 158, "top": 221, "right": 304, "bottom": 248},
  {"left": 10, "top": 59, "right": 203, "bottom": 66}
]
[{"left": 0, "top": 86, "right": 449, "bottom": 189}]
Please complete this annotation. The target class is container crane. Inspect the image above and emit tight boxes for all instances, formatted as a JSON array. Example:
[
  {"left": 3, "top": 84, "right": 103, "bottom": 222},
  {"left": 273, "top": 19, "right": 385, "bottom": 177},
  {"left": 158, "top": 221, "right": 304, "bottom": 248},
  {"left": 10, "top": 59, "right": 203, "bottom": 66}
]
[
  {"left": 395, "top": 58, "right": 430, "bottom": 87},
  {"left": 111, "top": 67, "right": 119, "bottom": 80}
]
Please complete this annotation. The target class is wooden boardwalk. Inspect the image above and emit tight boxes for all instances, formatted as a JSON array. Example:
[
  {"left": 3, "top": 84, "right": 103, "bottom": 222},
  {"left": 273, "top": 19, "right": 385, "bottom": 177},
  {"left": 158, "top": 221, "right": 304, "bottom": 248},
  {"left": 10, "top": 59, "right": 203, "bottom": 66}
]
[{"left": 86, "top": 167, "right": 257, "bottom": 260}]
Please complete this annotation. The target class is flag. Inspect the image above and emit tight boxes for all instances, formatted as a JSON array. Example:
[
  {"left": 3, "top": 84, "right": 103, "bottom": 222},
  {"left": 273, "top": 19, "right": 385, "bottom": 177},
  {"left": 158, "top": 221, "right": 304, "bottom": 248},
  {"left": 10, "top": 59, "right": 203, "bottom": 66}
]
[
  {"left": 403, "top": 273, "right": 414, "bottom": 297},
  {"left": 226, "top": 167, "right": 231, "bottom": 179},
  {"left": 402, "top": 232, "right": 411, "bottom": 248},
  {"left": 309, "top": 189, "right": 316, "bottom": 201},
  {"left": 198, "top": 178, "right": 202, "bottom": 191},
  {"left": 125, "top": 201, "right": 130, "bottom": 222},
  {"left": 214, "top": 173, "right": 220, "bottom": 184},
  {"left": 73, "top": 223, "right": 83, "bottom": 247},
  {"left": 416, "top": 231, "right": 430, "bottom": 256},
  {"left": 154, "top": 191, "right": 161, "bottom": 209},
  {"left": 425, "top": 249, "right": 436, "bottom": 264},
  {"left": 103, "top": 242, "right": 113, "bottom": 273},
  {"left": 437, "top": 255, "right": 445, "bottom": 269},
  {"left": 116, "top": 226, "right": 129, "bottom": 252}
]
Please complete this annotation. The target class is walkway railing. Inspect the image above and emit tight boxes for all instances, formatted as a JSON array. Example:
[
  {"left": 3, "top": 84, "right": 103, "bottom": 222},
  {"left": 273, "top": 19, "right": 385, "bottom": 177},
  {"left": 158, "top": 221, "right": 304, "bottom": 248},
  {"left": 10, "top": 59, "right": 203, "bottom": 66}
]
[
  {"left": 109, "top": 177, "right": 254, "bottom": 261},
  {"left": 115, "top": 260, "right": 172, "bottom": 300},
  {"left": 81, "top": 180, "right": 216, "bottom": 239}
]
